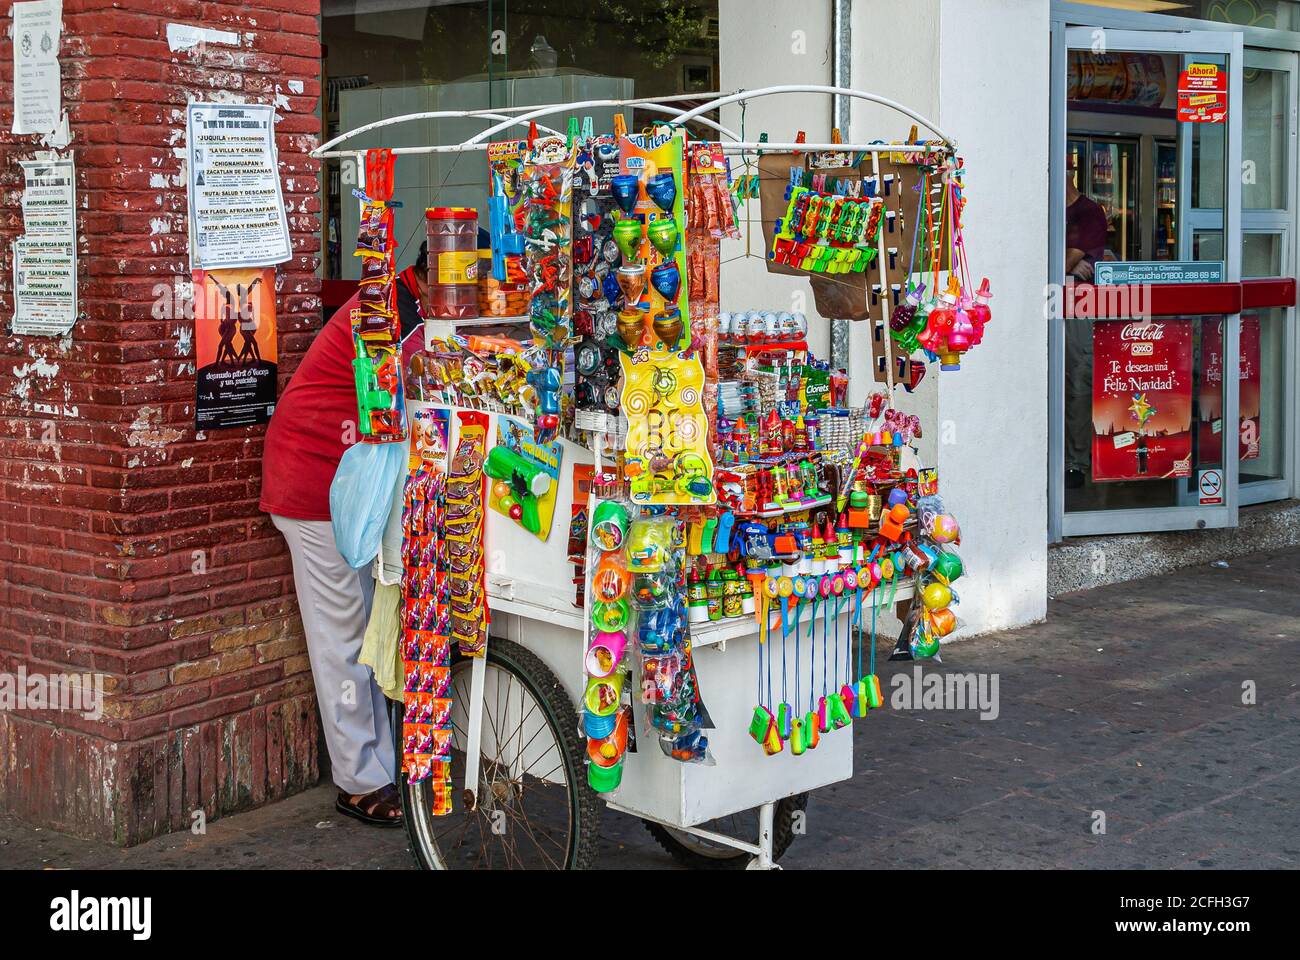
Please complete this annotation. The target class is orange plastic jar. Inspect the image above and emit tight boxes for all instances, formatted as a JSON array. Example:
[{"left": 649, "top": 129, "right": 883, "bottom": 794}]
[{"left": 425, "top": 207, "right": 479, "bottom": 320}]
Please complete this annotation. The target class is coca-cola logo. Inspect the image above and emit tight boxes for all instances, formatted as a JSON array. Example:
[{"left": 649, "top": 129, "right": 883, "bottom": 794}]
[{"left": 1120, "top": 322, "right": 1164, "bottom": 341}]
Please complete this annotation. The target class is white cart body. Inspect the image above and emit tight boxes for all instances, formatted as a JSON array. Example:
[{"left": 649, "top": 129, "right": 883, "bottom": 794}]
[{"left": 381, "top": 405, "right": 882, "bottom": 829}]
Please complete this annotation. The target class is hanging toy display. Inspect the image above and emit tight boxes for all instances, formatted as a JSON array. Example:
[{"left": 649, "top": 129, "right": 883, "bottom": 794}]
[
  {"left": 369, "top": 87, "right": 995, "bottom": 849},
  {"left": 770, "top": 175, "right": 885, "bottom": 276},
  {"left": 900, "top": 157, "right": 992, "bottom": 374},
  {"left": 351, "top": 149, "right": 407, "bottom": 442},
  {"left": 616, "top": 129, "right": 691, "bottom": 352},
  {"left": 620, "top": 350, "right": 715, "bottom": 507},
  {"left": 572, "top": 124, "right": 624, "bottom": 431},
  {"left": 400, "top": 411, "right": 453, "bottom": 811},
  {"left": 628, "top": 513, "right": 713, "bottom": 763},
  {"left": 521, "top": 133, "right": 576, "bottom": 442},
  {"left": 583, "top": 496, "right": 634, "bottom": 792}
]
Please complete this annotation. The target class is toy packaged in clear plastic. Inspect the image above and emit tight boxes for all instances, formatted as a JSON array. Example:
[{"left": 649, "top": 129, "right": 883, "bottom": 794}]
[{"left": 626, "top": 514, "right": 714, "bottom": 764}]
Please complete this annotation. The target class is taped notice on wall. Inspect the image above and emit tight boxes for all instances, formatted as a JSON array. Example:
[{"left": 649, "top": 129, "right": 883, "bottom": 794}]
[
  {"left": 185, "top": 102, "right": 292, "bottom": 269},
  {"left": 11, "top": 0, "right": 70, "bottom": 147},
  {"left": 12, "top": 156, "right": 77, "bottom": 336}
]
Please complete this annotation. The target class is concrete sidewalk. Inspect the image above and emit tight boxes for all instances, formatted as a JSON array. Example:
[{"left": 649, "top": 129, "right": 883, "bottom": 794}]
[{"left": 3, "top": 547, "right": 1297, "bottom": 870}]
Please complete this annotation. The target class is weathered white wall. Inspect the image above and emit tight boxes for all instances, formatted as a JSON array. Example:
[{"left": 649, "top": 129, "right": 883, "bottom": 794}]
[
  {"left": 934, "top": 0, "right": 1051, "bottom": 632},
  {"left": 717, "top": 0, "right": 1051, "bottom": 634},
  {"left": 718, "top": 0, "right": 834, "bottom": 357}
]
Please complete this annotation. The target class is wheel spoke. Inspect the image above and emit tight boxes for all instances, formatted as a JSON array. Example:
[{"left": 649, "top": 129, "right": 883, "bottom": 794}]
[{"left": 407, "top": 652, "right": 581, "bottom": 870}]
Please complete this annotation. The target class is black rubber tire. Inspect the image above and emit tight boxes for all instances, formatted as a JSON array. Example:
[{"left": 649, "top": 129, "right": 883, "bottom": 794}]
[
  {"left": 642, "top": 792, "right": 808, "bottom": 869},
  {"left": 400, "top": 636, "right": 601, "bottom": 869}
]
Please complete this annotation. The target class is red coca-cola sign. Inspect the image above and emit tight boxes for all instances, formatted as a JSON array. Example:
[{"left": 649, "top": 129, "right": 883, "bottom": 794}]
[{"left": 1091, "top": 319, "right": 1194, "bottom": 482}]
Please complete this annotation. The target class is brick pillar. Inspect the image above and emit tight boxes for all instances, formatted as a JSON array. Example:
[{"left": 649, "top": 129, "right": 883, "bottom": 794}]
[{"left": 0, "top": 0, "right": 325, "bottom": 844}]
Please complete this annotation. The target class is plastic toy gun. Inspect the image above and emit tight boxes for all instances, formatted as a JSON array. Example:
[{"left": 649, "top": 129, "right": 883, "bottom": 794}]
[
  {"left": 352, "top": 348, "right": 402, "bottom": 439},
  {"left": 485, "top": 446, "right": 551, "bottom": 535},
  {"left": 527, "top": 361, "right": 562, "bottom": 436},
  {"left": 489, "top": 173, "right": 527, "bottom": 282}
]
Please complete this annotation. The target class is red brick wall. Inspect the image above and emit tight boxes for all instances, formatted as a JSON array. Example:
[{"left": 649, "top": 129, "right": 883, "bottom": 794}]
[{"left": 0, "top": 0, "right": 324, "bottom": 844}]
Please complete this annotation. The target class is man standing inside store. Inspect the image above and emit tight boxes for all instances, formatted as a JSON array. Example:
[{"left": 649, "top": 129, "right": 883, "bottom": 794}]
[
  {"left": 258, "top": 244, "right": 431, "bottom": 826},
  {"left": 1064, "top": 159, "right": 1110, "bottom": 489}
]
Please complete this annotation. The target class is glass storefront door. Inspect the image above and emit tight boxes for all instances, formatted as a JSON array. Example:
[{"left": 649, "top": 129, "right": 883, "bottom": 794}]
[
  {"left": 1238, "top": 49, "right": 1297, "bottom": 504},
  {"left": 1049, "top": 27, "right": 1244, "bottom": 537}
]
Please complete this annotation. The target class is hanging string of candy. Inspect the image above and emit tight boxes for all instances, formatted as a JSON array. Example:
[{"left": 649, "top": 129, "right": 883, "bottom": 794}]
[
  {"left": 401, "top": 459, "right": 453, "bottom": 812},
  {"left": 446, "top": 412, "right": 489, "bottom": 656},
  {"left": 351, "top": 148, "right": 407, "bottom": 442}
]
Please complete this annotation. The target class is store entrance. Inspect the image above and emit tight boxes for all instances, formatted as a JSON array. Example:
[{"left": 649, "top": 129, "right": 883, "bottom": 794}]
[{"left": 1050, "top": 27, "right": 1249, "bottom": 538}]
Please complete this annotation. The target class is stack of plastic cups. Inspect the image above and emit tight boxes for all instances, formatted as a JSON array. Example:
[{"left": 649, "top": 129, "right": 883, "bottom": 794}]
[{"left": 584, "top": 501, "right": 634, "bottom": 792}]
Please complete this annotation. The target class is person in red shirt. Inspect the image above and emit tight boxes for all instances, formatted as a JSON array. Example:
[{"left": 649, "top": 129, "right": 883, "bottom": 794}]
[
  {"left": 1064, "top": 160, "right": 1112, "bottom": 490},
  {"left": 260, "top": 244, "right": 428, "bottom": 826}
]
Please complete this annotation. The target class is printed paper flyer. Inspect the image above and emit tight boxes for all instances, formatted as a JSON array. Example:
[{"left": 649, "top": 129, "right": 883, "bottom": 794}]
[
  {"left": 1091, "top": 318, "right": 1194, "bottom": 482},
  {"left": 12, "top": 156, "right": 77, "bottom": 335},
  {"left": 186, "top": 102, "right": 292, "bottom": 269},
  {"left": 193, "top": 267, "right": 278, "bottom": 429}
]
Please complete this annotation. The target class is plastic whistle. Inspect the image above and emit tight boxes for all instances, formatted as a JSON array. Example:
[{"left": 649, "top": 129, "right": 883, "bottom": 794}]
[
  {"left": 777, "top": 702, "right": 794, "bottom": 740},
  {"left": 853, "top": 677, "right": 871, "bottom": 718},
  {"left": 864, "top": 674, "right": 884, "bottom": 709},
  {"left": 790, "top": 715, "right": 806, "bottom": 756},
  {"left": 828, "top": 693, "right": 853, "bottom": 729},
  {"left": 817, "top": 695, "right": 830, "bottom": 734},
  {"left": 803, "top": 711, "right": 821, "bottom": 750},
  {"left": 839, "top": 683, "right": 857, "bottom": 717},
  {"left": 750, "top": 705, "right": 783, "bottom": 756}
]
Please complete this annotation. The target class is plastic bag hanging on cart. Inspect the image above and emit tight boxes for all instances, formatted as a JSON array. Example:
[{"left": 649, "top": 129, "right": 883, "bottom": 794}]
[{"left": 330, "top": 440, "right": 408, "bottom": 569}]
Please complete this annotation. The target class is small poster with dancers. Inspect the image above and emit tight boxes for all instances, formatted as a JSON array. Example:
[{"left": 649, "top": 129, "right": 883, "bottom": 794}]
[{"left": 193, "top": 267, "right": 278, "bottom": 429}]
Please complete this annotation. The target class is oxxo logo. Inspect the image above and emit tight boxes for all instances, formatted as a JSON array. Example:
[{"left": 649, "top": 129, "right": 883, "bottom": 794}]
[{"left": 49, "top": 891, "right": 152, "bottom": 941}]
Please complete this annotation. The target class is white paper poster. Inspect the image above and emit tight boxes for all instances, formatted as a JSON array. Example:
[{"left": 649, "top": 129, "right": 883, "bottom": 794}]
[
  {"left": 13, "top": 238, "right": 76, "bottom": 334},
  {"left": 185, "top": 102, "right": 292, "bottom": 269},
  {"left": 19, "top": 156, "right": 74, "bottom": 238},
  {"left": 12, "top": 156, "right": 77, "bottom": 335},
  {"left": 11, "top": 0, "right": 66, "bottom": 141}
]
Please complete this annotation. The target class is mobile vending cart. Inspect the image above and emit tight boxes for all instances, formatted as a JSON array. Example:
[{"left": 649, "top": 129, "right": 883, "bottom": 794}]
[{"left": 314, "top": 88, "right": 980, "bottom": 870}]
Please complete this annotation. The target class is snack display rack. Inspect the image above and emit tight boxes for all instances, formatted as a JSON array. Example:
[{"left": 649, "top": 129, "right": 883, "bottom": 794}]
[{"left": 315, "top": 87, "right": 979, "bottom": 869}]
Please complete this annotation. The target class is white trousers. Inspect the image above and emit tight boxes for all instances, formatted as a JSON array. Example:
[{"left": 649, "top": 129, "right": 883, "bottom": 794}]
[{"left": 271, "top": 515, "right": 396, "bottom": 795}]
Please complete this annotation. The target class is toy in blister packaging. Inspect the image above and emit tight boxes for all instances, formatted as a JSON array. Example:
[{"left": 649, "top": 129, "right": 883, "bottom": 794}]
[
  {"left": 770, "top": 183, "right": 884, "bottom": 276},
  {"left": 617, "top": 130, "right": 691, "bottom": 352},
  {"left": 625, "top": 516, "right": 675, "bottom": 573},
  {"left": 520, "top": 135, "right": 576, "bottom": 441},
  {"left": 486, "top": 417, "right": 561, "bottom": 540},
  {"left": 624, "top": 514, "right": 713, "bottom": 764},
  {"left": 620, "top": 350, "right": 715, "bottom": 507},
  {"left": 589, "top": 500, "right": 630, "bottom": 552}
]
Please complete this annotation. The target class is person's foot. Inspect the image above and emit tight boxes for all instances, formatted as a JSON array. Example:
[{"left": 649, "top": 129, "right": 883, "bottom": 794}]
[
  {"left": 335, "top": 783, "right": 403, "bottom": 827},
  {"left": 1065, "top": 468, "right": 1086, "bottom": 490}
]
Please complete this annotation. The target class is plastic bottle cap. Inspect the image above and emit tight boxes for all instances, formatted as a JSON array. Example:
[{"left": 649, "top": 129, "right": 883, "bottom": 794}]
[{"left": 427, "top": 207, "right": 477, "bottom": 220}]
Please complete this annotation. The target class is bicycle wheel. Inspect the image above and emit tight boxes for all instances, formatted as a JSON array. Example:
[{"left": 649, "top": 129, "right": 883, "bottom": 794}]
[
  {"left": 401, "top": 637, "right": 600, "bottom": 869},
  {"left": 642, "top": 793, "right": 808, "bottom": 869}
]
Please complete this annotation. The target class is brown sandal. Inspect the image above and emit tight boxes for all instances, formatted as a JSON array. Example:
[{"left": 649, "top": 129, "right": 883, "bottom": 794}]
[{"left": 335, "top": 783, "right": 403, "bottom": 827}]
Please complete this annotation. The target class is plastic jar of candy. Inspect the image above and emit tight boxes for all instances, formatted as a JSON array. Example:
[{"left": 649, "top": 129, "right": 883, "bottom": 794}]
[{"left": 425, "top": 207, "right": 479, "bottom": 320}]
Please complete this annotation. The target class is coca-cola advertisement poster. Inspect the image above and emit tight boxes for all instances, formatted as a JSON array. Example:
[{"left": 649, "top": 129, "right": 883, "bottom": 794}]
[
  {"left": 1197, "top": 314, "right": 1262, "bottom": 463},
  {"left": 1092, "top": 318, "right": 1194, "bottom": 482}
]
